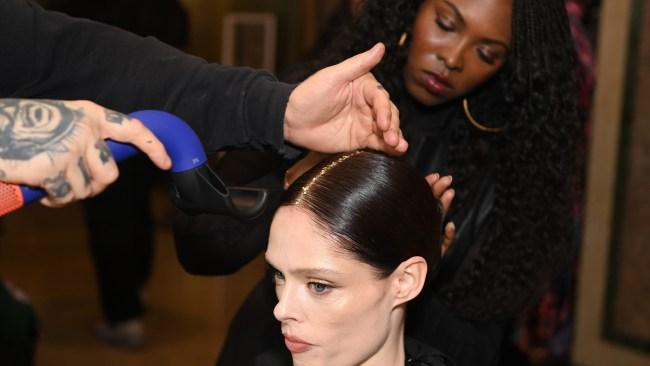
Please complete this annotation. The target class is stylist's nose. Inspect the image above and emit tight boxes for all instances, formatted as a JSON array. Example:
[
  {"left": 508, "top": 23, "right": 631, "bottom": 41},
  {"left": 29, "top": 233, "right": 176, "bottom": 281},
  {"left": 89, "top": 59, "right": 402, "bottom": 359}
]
[
  {"left": 273, "top": 284, "right": 300, "bottom": 322},
  {"left": 440, "top": 41, "right": 466, "bottom": 72}
]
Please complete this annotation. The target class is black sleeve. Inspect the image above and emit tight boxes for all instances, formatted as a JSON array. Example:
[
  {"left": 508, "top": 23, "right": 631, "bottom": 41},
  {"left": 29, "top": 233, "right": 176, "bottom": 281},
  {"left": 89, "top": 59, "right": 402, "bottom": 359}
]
[
  {"left": 406, "top": 297, "right": 503, "bottom": 366},
  {"left": 1, "top": 0, "right": 298, "bottom": 157}
]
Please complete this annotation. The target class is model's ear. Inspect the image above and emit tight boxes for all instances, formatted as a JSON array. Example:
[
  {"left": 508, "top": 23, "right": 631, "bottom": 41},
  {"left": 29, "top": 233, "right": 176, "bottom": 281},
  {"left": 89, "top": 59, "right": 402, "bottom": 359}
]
[{"left": 391, "top": 256, "right": 427, "bottom": 307}]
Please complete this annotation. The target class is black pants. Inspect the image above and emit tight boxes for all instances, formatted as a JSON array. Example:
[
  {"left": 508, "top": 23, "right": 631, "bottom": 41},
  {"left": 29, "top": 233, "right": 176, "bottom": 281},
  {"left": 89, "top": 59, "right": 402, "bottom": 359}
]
[
  {"left": 0, "top": 281, "right": 39, "bottom": 366},
  {"left": 84, "top": 157, "right": 156, "bottom": 324}
]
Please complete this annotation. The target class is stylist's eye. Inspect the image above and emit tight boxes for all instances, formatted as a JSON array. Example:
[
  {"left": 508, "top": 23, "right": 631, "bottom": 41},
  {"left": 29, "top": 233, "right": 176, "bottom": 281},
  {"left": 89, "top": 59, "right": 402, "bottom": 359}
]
[
  {"left": 435, "top": 17, "right": 454, "bottom": 32},
  {"left": 308, "top": 282, "right": 332, "bottom": 295},
  {"left": 477, "top": 48, "right": 496, "bottom": 65}
]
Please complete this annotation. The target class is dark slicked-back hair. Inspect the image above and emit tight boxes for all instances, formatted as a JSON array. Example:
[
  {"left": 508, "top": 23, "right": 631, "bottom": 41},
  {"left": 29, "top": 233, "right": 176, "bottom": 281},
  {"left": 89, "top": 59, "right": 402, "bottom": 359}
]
[
  {"left": 281, "top": 151, "right": 443, "bottom": 284},
  {"left": 286, "top": 0, "right": 582, "bottom": 320}
]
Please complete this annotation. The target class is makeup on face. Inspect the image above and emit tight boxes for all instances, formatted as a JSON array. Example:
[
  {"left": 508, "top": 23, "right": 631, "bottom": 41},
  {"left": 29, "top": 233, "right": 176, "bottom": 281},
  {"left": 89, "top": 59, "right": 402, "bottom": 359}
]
[
  {"left": 266, "top": 207, "right": 397, "bottom": 366},
  {"left": 403, "top": 0, "right": 512, "bottom": 106}
]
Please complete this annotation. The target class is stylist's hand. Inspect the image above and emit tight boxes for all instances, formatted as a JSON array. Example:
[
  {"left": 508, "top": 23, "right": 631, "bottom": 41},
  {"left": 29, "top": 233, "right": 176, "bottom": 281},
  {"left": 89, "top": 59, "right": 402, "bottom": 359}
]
[
  {"left": 0, "top": 99, "right": 171, "bottom": 207},
  {"left": 426, "top": 173, "right": 456, "bottom": 256},
  {"left": 283, "top": 43, "right": 408, "bottom": 155}
]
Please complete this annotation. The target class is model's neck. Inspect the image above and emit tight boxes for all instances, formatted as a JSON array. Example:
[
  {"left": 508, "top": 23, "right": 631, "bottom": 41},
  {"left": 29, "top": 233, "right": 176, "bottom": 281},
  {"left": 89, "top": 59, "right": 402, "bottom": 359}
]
[{"left": 358, "top": 319, "right": 406, "bottom": 366}]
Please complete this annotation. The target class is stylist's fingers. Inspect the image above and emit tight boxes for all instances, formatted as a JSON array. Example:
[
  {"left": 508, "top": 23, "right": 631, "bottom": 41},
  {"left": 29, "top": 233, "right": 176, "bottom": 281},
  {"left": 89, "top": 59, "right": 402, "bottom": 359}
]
[
  {"left": 334, "top": 42, "right": 385, "bottom": 83},
  {"left": 85, "top": 138, "right": 119, "bottom": 193},
  {"left": 431, "top": 175, "right": 452, "bottom": 197},
  {"left": 96, "top": 107, "right": 171, "bottom": 170},
  {"left": 39, "top": 168, "right": 77, "bottom": 207},
  {"left": 439, "top": 187, "right": 455, "bottom": 216},
  {"left": 362, "top": 77, "right": 408, "bottom": 154},
  {"left": 426, "top": 173, "right": 454, "bottom": 215},
  {"left": 362, "top": 75, "right": 392, "bottom": 133},
  {"left": 441, "top": 222, "right": 456, "bottom": 257}
]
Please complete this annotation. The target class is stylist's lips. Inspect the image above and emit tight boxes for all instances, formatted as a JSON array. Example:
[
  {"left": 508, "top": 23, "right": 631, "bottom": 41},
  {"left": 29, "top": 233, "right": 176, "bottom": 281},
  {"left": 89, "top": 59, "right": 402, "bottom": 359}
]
[
  {"left": 284, "top": 335, "right": 313, "bottom": 353},
  {"left": 422, "top": 71, "right": 452, "bottom": 96}
]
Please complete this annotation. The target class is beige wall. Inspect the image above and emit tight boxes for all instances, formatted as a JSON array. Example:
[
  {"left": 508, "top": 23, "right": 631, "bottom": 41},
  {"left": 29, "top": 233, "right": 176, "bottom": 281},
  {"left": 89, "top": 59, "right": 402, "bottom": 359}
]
[
  {"left": 574, "top": 0, "right": 650, "bottom": 364},
  {"left": 181, "top": 0, "right": 341, "bottom": 70}
]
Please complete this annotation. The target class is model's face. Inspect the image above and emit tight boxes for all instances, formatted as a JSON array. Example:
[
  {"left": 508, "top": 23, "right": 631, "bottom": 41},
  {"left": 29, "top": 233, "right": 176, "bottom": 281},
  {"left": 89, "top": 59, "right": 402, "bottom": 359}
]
[
  {"left": 266, "top": 207, "right": 397, "bottom": 366},
  {"left": 404, "top": 0, "right": 512, "bottom": 106}
]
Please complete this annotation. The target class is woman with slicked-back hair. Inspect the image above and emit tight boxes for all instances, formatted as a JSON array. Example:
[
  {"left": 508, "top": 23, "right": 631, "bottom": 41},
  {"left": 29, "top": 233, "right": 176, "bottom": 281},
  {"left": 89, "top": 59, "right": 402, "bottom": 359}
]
[{"left": 266, "top": 150, "right": 451, "bottom": 365}]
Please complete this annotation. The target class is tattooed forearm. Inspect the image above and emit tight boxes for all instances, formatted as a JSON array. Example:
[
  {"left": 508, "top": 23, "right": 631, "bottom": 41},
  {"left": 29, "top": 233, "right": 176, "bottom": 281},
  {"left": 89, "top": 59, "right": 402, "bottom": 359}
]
[
  {"left": 95, "top": 139, "right": 113, "bottom": 164},
  {"left": 105, "top": 109, "right": 128, "bottom": 125},
  {"left": 0, "top": 99, "right": 80, "bottom": 161},
  {"left": 78, "top": 157, "right": 92, "bottom": 187},
  {"left": 42, "top": 172, "right": 71, "bottom": 198}
]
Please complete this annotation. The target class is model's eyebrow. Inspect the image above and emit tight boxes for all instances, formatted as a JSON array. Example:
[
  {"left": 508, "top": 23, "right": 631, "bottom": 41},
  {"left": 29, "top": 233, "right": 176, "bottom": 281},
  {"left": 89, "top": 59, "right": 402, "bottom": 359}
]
[
  {"left": 265, "top": 257, "right": 342, "bottom": 277},
  {"left": 442, "top": 0, "right": 510, "bottom": 51}
]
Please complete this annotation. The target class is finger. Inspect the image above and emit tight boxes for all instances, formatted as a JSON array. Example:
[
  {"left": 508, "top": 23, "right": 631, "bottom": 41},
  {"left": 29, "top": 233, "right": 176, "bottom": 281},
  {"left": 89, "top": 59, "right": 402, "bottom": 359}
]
[
  {"left": 372, "top": 99, "right": 400, "bottom": 145},
  {"left": 98, "top": 110, "right": 171, "bottom": 170},
  {"left": 441, "top": 222, "right": 456, "bottom": 257},
  {"left": 67, "top": 156, "right": 94, "bottom": 200},
  {"left": 394, "top": 131, "right": 409, "bottom": 153},
  {"left": 38, "top": 171, "right": 74, "bottom": 207},
  {"left": 331, "top": 43, "right": 385, "bottom": 82},
  {"left": 364, "top": 135, "right": 401, "bottom": 156},
  {"left": 439, "top": 188, "right": 455, "bottom": 216},
  {"left": 390, "top": 125, "right": 408, "bottom": 154},
  {"left": 432, "top": 175, "right": 453, "bottom": 198},
  {"left": 85, "top": 138, "right": 119, "bottom": 195},
  {"left": 366, "top": 82, "right": 392, "bottom": 132},
  {"left": 426, "top": 173, "right": 441, "bottom": 187}
]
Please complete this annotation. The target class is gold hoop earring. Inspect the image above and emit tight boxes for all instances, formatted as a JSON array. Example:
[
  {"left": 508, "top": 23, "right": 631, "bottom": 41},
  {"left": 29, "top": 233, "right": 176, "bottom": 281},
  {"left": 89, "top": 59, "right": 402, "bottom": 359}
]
[
  {"left": 398, "top": 32, "right": 408, "bottom": 47},
  {"left": 462, "top": 98, "right": 502, "bottom": 133}
]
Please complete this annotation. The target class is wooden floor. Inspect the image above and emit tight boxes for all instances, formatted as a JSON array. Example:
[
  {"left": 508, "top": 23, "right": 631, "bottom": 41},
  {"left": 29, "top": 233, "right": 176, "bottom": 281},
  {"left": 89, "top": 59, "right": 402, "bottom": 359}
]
[{"left": 0, "top": 189, "right": 266, "bottom": 366}]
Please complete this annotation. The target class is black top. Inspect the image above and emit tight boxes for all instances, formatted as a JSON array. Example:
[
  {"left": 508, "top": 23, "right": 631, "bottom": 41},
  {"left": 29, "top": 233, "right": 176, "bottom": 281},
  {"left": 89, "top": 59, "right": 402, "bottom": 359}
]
[
  {"left": 1, "top": 0, "right": 297, "bottom": 157},
  {"left": 249, "top": 336, "right": 453, "bottom": 366}
]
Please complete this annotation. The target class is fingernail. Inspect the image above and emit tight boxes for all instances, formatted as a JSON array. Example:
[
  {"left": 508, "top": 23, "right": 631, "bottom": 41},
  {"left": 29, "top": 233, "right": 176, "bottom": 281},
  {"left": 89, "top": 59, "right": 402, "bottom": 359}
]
[{"left": 432, "top": 173, "right": 440, "bottom": 180}]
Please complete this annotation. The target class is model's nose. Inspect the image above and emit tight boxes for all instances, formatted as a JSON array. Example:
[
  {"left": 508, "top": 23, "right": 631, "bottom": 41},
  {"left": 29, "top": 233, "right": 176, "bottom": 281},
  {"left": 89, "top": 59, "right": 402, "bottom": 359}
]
[{"left": 273, "top": 283, "right": 299, "bottom": 322}]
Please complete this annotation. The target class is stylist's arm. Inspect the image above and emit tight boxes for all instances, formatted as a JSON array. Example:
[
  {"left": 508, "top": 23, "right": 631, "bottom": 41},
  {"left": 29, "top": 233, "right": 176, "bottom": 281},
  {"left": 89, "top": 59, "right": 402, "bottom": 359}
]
[{"left": 283, "top": 43, "right": 407, "bottom": 155}]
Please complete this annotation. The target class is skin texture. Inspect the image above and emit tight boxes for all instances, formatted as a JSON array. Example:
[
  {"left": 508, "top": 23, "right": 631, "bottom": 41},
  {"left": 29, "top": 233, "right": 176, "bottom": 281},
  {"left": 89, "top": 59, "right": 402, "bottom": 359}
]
[
  {"left": 403, "top": 0, "right": 512, "bottom": 106},
  {"left": 267, "top": 206, "right": 414, "bottom": 366},
  {"left": 284, "top": 43, "right": 408, "bottom": 155},
  {"left": 0, "top": 99, "right": 171, "bottom": 206}
]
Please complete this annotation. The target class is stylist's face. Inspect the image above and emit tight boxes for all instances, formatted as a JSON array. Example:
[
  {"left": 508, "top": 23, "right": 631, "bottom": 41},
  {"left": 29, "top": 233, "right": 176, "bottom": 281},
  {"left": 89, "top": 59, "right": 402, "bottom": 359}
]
[
  {"left": 266, "top": 207, "right": 395, "bottom": 366},
  {"left": 404, "top": 0, "right": 512, "bottom": 106}
]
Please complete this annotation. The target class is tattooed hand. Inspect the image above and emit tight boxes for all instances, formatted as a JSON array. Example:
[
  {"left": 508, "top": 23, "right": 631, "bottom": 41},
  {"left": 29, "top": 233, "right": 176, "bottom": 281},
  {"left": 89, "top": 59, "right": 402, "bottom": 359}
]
[
  {"left": 0, "top": 99, "right": 171, "bottom": 207},
  {"left": 283, "top": 43, "right": 408, "bottom": 156}
]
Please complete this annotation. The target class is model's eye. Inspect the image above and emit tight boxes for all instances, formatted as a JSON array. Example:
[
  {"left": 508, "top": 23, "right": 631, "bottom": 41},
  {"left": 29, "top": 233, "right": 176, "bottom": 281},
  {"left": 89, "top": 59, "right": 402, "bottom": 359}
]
[
  {"left": 308, "top": 282, "right": 332, "bottom": 295},
  {"left": 436, "top": 17, "right": 454, "bottom": 32},
  {"left": 272, "top": 269, "right": 285, "bottom": 284}
]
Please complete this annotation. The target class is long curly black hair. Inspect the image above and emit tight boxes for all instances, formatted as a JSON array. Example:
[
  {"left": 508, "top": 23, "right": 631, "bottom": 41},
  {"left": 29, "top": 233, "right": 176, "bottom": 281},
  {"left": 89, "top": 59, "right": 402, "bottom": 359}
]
[{"left": 288, "top": 0, "right": 583, "bottom": 321}]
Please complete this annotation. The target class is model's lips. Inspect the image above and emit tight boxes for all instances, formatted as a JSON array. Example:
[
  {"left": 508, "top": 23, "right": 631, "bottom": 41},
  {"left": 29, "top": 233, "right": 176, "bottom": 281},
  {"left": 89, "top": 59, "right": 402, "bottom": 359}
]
[
  {"left": 422, "top": 71, "right": 452, "bottom": 96},
  {"left": 283, "top": 335, "right": 313, "bottom": 354}
]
